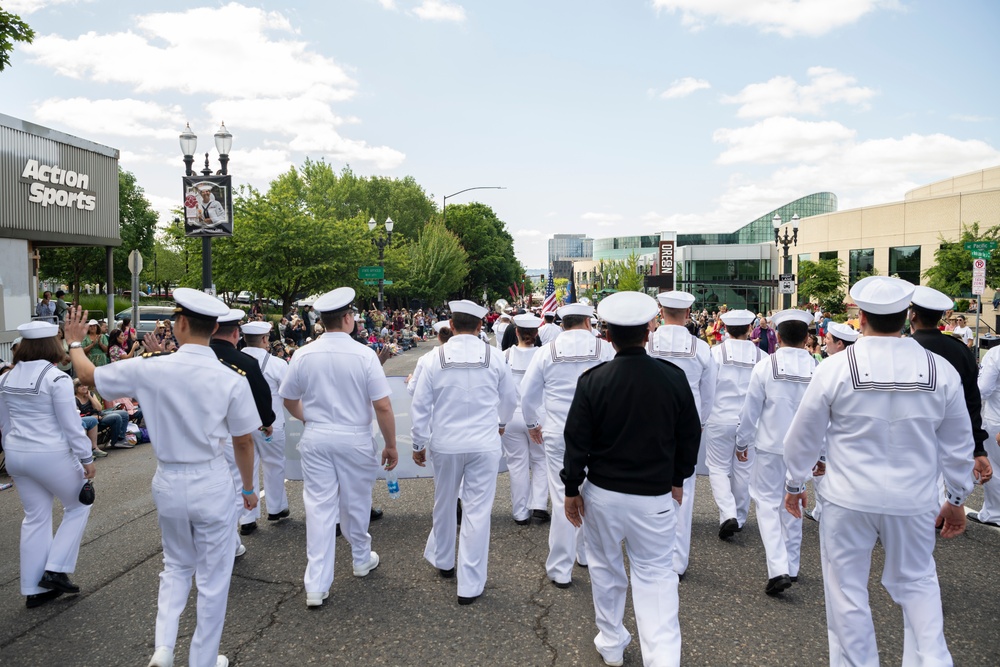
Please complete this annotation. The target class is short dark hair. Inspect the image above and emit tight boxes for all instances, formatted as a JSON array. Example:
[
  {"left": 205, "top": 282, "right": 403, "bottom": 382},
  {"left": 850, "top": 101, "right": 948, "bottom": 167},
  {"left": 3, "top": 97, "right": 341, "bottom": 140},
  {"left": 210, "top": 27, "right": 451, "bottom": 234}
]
[
  {"left": 607, "top": 323, "right": 649, "bottom": 349},
  {"left": 55, "top": 290, "right": 65, "bottom": 297},
  {"left": 13, "top": 336, "right": 64, "bottom": 365},
  {"left": 180, "top": 313, "right": 217, "bottom": 338},
  {"left": 728, "top": 324, "right": 750, "bottom": 338},
  {"left": 244, "top": 333, "right": 267, "bottom": 346},
  {"left": 438, "top": 327, "right": 453, "bottom": 343},
  {"left": 561, "top": 314, "right": 589, "bottom": 329},
  {"left": 909, "top": 304, "right": 942, "bottom": 327},
  {"left": 320, "top": 308, "right": 352, "bottom": 330},
  {"left": 660, "top": 306, "right": 688, "bottom": 319},
  {"left": 776, "top": 320, "right": 808, "bottom": 346},
  {"left": 213, "top": 323, "right": 240, "bottom": 339},
  {"left": 864, "top": 309, "right": 907, "bottom": 334},
  {"left": 451, "top": 312, "right": 481, "bottom": 333},
  {"left": 830, "top": 335, "right": 855, "bottom": 347}
]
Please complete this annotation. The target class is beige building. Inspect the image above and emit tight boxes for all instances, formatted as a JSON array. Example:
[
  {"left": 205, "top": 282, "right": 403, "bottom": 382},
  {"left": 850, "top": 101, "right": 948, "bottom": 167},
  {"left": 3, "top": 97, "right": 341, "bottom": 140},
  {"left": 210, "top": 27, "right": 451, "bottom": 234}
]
[{"left": 794, "top": 166, "right": 1000, "bottom": 303}]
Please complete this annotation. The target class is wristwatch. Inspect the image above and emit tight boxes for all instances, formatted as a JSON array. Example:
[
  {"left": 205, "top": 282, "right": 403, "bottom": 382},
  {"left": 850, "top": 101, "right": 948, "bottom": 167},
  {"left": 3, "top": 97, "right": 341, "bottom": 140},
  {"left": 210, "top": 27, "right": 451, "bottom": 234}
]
[{"left": 69, "top": 342, "right": 83, "bottom": 349}]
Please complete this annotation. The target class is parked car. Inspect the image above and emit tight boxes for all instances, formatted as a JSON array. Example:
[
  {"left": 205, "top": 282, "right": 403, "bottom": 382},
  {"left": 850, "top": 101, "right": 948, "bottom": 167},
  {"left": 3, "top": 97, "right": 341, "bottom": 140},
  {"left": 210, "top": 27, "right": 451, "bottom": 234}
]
[
  {"left": 236, "top": 290, "right": 252, "bottom": 303},
  {"left": 114, "top": 306, "right": 176, "bottom": 341}
]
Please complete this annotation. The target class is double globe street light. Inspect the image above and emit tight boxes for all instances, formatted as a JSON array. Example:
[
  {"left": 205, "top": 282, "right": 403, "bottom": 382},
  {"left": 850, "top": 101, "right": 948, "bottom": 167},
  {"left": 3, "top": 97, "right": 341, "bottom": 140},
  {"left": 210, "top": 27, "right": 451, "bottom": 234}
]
[
  {"left": 179, "top": 122, "right": 233, "bottom": 292},
  {"left": 773, "top": 213, "right": 799, "bottom": 309},
  {"left": 368, "top": 216, "right": 394, "bottom": 311}
]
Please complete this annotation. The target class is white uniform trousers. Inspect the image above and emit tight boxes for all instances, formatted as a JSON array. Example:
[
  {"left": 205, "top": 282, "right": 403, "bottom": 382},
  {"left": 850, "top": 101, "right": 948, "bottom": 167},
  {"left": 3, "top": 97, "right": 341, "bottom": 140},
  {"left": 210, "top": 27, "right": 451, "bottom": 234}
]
[
  {"left": 751, "top": 450, "right": 802, "bottom": 578},
  {"left": 500, "top": 411, "right": 549, "bottom": 521},
  {"left": 424, "top": 449, "right": 502, "bottom": 598},
  {"left": 976, "top": 422, "right": 1000, "bottom": 523},
  {"left": 704, "top": 421, "right": 753, "bottom": 526},
  {"left": 820, "top": 503, "right": 952, "bottom": 667},
  {"left": 223, "top": 436, "right": 260, "bottom": 526},
  {"left": 151, "top": 457, "right": 237, "bottom": 667},
  {"left": 299, "top": 424, "right": 379, "bottom": 596},
  {"left": 809, "top": 474, "right": 825, "bottom": 522},
  {"left": 544, "top": 434, "right": 588, "bottom": 584},
  {"left": 583, "top": 482, "right": 681, "bottom": 667},
  {"left": 6, "top": 450, "right": 92, "bottom": 595},
  {"left": 251, "top": 427, "right": 288, "bottom": 516}
]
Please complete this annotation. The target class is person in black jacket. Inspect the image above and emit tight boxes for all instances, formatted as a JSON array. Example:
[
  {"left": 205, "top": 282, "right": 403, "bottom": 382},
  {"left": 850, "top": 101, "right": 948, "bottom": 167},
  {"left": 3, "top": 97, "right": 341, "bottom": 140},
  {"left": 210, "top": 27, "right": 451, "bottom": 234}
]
[
  {"left": 909, "top": 287, "right": 992, "bottom": 488},
  {"left": 211, "top": 309, "right": 276, "bottom": 542},
  {"left": 562, "top": 291, "right": 701, "bottom": 667}
]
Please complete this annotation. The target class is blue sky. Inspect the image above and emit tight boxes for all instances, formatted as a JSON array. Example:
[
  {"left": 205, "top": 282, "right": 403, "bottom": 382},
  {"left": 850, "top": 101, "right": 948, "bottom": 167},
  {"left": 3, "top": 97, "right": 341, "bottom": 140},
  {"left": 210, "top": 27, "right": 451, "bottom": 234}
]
[{"left": 2, "top": 0, "right": 998, "bottom": 269}]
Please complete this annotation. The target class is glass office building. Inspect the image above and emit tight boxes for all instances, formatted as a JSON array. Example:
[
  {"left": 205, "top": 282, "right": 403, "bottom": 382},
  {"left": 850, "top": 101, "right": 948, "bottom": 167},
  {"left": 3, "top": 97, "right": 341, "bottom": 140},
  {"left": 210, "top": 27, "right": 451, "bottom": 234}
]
[
  {"left": 592, "top": 234, "right": 661, "bottom": 262},
  {"left": 677, "top": 193, "right": 838, "bottom": 246}
]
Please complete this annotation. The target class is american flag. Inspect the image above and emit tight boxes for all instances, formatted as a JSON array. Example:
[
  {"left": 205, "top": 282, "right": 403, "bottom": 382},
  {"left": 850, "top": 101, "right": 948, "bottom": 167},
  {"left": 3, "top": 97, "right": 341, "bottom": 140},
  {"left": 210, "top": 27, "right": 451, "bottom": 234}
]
[{"left": 541, "top": 270, "right": 557, "bottom": 314}]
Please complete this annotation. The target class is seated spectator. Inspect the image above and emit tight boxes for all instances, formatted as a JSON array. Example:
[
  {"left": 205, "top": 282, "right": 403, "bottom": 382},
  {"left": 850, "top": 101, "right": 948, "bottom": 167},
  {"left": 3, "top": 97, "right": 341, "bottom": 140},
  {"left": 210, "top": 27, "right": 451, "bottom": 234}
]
[
  {"left": 80, "top": 415, "right": 107, "bottom": 458},
  {"left": 74, "top": 379, "right": 132, "bottom": 449},
  {"left": 108, "top": 328, "right": 141, "bottom": 362}
]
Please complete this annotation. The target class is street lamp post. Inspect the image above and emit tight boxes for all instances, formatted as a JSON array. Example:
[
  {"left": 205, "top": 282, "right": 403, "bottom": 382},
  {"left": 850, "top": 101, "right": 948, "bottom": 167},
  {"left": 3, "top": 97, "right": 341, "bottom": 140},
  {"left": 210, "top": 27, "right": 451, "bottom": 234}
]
[
  {"left": 179, "top": 122, "right": 233, "bottom": 294},
  {"left": 773, "top": 213, "right": 800, "bottom": 309},
  {"left": 443, "top": 186, "right": 506, "bottom": 223},
  {"left": 368, "top": 216, "right": 394, "bottom": 311}
]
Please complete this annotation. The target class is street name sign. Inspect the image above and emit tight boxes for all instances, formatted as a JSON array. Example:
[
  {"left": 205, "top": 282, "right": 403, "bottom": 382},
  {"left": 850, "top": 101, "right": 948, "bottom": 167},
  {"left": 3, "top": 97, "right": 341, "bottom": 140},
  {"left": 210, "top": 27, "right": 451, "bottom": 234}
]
[
  {"left": 363, "top": 280, "right": 393, "bottom": 286},
  {"left": 358, "top": 266, "right": 384, "bottom": 280}
]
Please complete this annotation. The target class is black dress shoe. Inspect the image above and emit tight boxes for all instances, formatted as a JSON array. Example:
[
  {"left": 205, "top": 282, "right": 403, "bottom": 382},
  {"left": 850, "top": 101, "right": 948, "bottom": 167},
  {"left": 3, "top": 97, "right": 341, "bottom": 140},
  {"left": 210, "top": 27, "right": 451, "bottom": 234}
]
[
  {"left": 552, "top": 579, "right": 572, "bottom": 589},
  {"left": 803, "top": 509, "right": 817, "bottom": 522},
  {"left": 370, "top": 507, "right": 384, "bottom": 522},
  {"left": 765, "top": 574, "right": 792, "bottom": 597},
  {"left": 26, "top": 589, "right": 63, "bottom": 608},
  {"left": 790, "top": 576, "right": 798, "bottom": 583},
  {"left": 336, "top": 523, "right": 341, "bottom": 537},
  {"left": 457, "top": 594, "right": 479, "bottom": 605},
  {"left": 968, "top": 511, "right": 1000, "bottom": 528},
  {"left": 719, "top": 517, "right": 739, "bottom": 540},
  {"left": 514, "top": 517, "right": 531, "bottom": 526},
  {"left": 240, "top": 522, "right": 257, "bottom": 536},
  {"left": 532, "top": 509, "right": 551, "bottom": 523},
  {"left": 439, "top": 567, "right": 456, "bottom": 579},
  {"left": 38, "top": 571, "right": 79, "bottom": 595},
  {"left": 267, "top": 509, "right": 290, "bottom": 521},
  {"left": 456, "top": 500, "right": 463, "bottom": 526}
]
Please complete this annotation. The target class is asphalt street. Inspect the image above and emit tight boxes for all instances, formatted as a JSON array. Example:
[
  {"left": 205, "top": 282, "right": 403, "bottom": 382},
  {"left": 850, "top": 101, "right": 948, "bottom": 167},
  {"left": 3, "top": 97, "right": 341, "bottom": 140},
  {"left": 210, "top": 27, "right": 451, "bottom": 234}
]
[{"left": 1, "top": 337, "right": 998, "bottom": 666}]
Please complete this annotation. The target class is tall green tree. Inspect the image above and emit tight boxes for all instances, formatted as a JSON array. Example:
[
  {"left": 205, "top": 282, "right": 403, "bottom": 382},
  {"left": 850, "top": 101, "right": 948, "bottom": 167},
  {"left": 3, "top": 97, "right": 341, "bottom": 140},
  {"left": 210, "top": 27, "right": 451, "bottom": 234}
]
[
  {"left": 616, "top": 252, "right": 645, "bottom": 292},
  {"left": 798, "top": 258, "right": 847, "bottom": 313},
  {"left": 142, "top": 237, "right": 186, "bottom": 295},
  {"left": 0, "top": 8, "right": 34, "bottom": 73},
  {"left": 924, "top": 222, "right": 1000, "bottom": 297},
  {"left": 407, "top": 219, "right": 469, "bottom": 304},
  {"left": 443, "top": 202, "right": 522, "bottom": 301}
]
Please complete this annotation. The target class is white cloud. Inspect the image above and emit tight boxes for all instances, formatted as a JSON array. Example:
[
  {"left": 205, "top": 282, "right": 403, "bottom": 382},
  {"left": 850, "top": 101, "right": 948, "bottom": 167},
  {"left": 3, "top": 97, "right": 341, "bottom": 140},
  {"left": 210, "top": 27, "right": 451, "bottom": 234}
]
[
  {"left": 33, "top": 97, "right": 185, "bottom": 139},
  {"left": 660, "top": 77, "right": 711, "bottom": 99},
  {"left": 515, "top": 229, "right": 544, "bottom": 237},
  {"left": 412, "top": 0, "right": 466, "bottom": 22},
  {"left": 25, "top": 3, "right": 357, "bottom": 101},
  {"left": 722, "top": 67, "right": 875, "bottom": 118},
  {"left": 233, "top": 148, "right": 295, "bottom": 182},
  {"left": 951, "top": 114, "right": 994, "bottom": 123},
  {"left": 581, "top": 212, "right": 622, "bottom": 222},
  {"left": 714, "top": 116, "right": 857, "bottom": 164},
  {"left": 651, "top": 0, "right": 896, "bottom": 38},
  {"left": 3, "top": 0, "right": 88, "bottom": 14}
]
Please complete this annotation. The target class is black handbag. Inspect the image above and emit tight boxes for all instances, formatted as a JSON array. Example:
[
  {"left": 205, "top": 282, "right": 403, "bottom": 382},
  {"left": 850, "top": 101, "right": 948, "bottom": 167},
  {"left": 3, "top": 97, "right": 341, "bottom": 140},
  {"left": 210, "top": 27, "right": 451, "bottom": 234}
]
[{"left": 79, "top": 480, "right": 95, "bottom": 506}]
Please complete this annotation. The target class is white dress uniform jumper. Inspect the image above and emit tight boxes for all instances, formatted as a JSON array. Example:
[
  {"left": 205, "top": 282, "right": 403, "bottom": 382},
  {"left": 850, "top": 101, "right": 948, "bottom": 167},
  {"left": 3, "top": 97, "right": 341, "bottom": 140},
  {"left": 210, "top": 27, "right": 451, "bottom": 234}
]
[
  {"left": 521, "top": 329, "right": 615, "bottom": 584},
  {"left": 501, "top": 345, "right": 549, "bottom": 522},
  {"left": 976, "top": 344, "right": 1000, "bottom": 523},
  {"left": 242, "top": 345, "right": 290, "bottom": 518},
  {"left": 647, "top": 324, "right": 716, "bottom": 575}
]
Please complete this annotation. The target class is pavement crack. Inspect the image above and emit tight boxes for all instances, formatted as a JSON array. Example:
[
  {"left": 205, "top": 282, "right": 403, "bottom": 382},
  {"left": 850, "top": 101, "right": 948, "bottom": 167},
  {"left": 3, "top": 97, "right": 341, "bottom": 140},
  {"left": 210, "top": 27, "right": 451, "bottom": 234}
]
[
  {"left": 530, "top": 571, "right": 559, "bottom": 666},
  {"left": 229, "top": 579, "right": 299, "bottom": 664}
]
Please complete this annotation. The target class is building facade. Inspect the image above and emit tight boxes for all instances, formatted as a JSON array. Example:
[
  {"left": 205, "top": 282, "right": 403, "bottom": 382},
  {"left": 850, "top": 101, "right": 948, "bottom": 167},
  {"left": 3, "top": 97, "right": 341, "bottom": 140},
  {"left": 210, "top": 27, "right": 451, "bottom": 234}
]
[{"left": 548, "top": 233, "right": 593, "bottom": 279}]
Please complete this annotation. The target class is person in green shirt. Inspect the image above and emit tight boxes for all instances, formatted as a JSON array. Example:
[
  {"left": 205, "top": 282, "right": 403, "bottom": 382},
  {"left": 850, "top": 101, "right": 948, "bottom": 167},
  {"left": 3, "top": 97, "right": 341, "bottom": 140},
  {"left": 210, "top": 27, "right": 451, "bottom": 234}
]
[{"left": 82, "top": 320, "right": 109, "bottom": 367}]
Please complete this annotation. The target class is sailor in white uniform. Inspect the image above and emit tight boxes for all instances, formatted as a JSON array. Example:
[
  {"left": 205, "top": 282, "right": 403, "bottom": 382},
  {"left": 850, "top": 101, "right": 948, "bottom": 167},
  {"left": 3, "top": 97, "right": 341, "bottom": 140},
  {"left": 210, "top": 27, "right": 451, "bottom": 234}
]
[
  {"left": 736, "top": 308, "right": 816, "bottom": 596},
  {"left": 1, "top": 321, "right": 95, "bottom": 609},
  {"left": 411, "top": 300, "right": 516, "bottom": 604},
  {"left": 501, "top": 313, "right": 549, "bottom": 525},
  {"left": 784, "top": 276, "right": 973, "bottom": 667},
  {"left": 538, "top": 312, "right": 561, "bottom": 345},
  {"left": 279, "top": 288, "right": 398, "bottom": 608},
  {"left": 704, "top": 309, "right": 762, "bottom": 539},
  {"left": 240, "top": 320, "right": 290, "bottom": 521},
  {"left": 406, "top": 321, "right": 451, "bottom": 397},
  {"left": 648, "top": 291, "right": 715, "bottom": 577},
  {"left": 521, "top": 303, "right": 615, "bottom": 587},
  {"left": 493, "top": 312, "right": 512, "bottom": 350},
  {"left": 68, "top": 291, "right": 260, "bottom": 667}
]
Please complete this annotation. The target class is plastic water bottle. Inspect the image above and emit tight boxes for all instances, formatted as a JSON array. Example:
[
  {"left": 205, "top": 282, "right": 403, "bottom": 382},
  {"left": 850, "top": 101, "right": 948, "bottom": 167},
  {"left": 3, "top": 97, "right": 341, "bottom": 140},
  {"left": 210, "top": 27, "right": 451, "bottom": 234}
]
[
  {"left": 385, "top": 468, "right": 400, "bottom": 499},
  {"left": 0, "top": 482, "right": 13, "bottom": 491}
]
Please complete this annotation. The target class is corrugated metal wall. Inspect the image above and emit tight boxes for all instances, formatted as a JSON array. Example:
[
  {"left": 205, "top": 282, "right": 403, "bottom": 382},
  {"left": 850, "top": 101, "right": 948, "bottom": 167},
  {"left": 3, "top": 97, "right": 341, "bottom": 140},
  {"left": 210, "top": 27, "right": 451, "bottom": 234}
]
[{"left": 0, "top": 115, "right": 120, "bottom": 246}]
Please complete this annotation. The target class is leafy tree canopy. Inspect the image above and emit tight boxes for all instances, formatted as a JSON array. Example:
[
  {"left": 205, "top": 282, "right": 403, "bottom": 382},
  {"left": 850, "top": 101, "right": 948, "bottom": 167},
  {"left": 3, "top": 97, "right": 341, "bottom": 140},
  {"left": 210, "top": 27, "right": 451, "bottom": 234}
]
[
  {"left": 0, "top": 8, "right": 34, "bottom": 73},
  {"left": 443, "top": 202, "right": 523, "bottom": 302},
  {"left": 407, "top": 219, "right": 469, "bottom": 305},
  {"left": 798, "top": 258, "right": 846, "bottom": 304},
  {"left": 924, "top": 222, "right": 1000, "bottom": 297}
]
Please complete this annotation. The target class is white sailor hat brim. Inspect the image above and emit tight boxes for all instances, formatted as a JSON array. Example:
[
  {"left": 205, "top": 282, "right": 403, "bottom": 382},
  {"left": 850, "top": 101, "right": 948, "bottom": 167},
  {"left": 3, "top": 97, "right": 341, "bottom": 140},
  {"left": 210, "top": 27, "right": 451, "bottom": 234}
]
[
  {"left": 173, "top": 287, "right": 230, "bottom": 320},
  {"left": 241, "top": 321, "right": 272, "bottom": 335},
  {"left": 850, "top": 276, "right": 915, "bottom": 315},
  {"left": 314, "top": 287, "right": 356, "bottom": 313},
  {"left": 720, "top": 309, "right": 755, "bottom": 326},
  {"left": 513, "top": 313, "right": 543, "bottom": 328},
  {"left": 597, "top": 291, "right": 659, "bottom": 326},
  {"left": 557, "top": 303, "right": 593, "bottom": 319},
  {"left": 449, "top": 300, "right": 488, "bottom": 319},
  {"left": 218, "top": 308, "right": 246, "bottom": 325},
  {"left": 911, "top": 285, "right": 954, "bottom": 312},
  {"left": 827, "top": 322, "right": 859, "bottom": 342},
  {"left": 770, "top": 309, "right": 813, "bottom": 327},
  {"left": 432, "top": 321, "right": 450, "bottom": 333},
  {"left": 18, "top": 321, "right": 58, "bottom": 339},
  {"left": 656, "top": 291, "right": 695, "bottom": 309}
]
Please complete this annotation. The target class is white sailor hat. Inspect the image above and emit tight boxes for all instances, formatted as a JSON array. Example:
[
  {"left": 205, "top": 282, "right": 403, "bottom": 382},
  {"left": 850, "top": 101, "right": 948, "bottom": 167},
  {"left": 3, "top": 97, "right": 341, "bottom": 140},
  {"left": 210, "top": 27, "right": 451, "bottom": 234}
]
[
  {"left": 196, "top": 183, "right": 214, "bottom": 192},
  {"left": 850, "top": 276, "right": 915, "bottom": 315},
  {"left": 17, "top": 321, "right": 58, "bottom": 339},
  {"left": 241, "top": 321, "right": 272, "bottom": 335},
  {"left": 498, "top": 312, "right": 512, "bottom": 320},
  {"left": 597, "top": 291, "right": 659, "bottom": 326},
  {"left": 557, "top": 303, "right": 593, "bottom": 319},
  {"left": 314, "top": 287, "right": 355, "bottom": 313},
  {"left": 910, "top": 285, "right": 954, "bottom": 312},
  {"left": 513, "top": 313, "right": 543, "bottom": 328},
  {"left": 827, "top": 322, "right": 859, "bottom": 342},
  {"left": 12, "top": 336, "right": 22, "bottom": 347},
  {"left": 770, "top": 309, "right": 813, "bottom": 327},
  {"left": 218, "top": 308, "right": 246, "bottom": 325},
  {"left": 449, "top": 299, "right": 488, "bottom": 319},
  {"left": 543, "top": 311, "right": 555, "bottom": 318},
  {"left": 656, "top": 291, "right": 695, "bottom": 309},
  {"left": 432, "top": 320, "right": 450, "bottom": 333},
  {"left": 172, "top": 287, "right": 230, "bottom": 320},
  {"left": 720, "top": 309, "right": 755, "bottom": 326}
]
